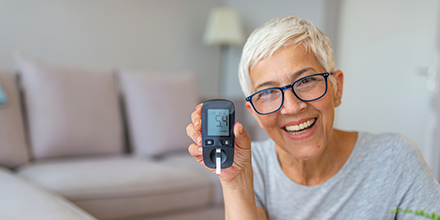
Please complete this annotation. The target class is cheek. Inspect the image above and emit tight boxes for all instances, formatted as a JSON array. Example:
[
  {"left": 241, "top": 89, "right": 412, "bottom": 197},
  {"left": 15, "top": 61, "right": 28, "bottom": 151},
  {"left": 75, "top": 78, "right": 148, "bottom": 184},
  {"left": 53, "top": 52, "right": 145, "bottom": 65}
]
[
  {"left": 259, "top": 114, "right": 277, "bottom": 126},
  {"left": 319, "top": 101, "right": 336, "bottom": 130},
  {"left": 257, "top": 114, "right": 280, "bottom": 132}
]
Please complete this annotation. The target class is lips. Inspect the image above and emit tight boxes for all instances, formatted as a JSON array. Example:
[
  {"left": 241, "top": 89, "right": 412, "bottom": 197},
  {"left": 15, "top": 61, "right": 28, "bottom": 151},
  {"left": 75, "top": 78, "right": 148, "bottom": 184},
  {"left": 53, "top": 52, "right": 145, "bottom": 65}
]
[{"left": 283, "top": 118, "right": 316, "bottom": 135}]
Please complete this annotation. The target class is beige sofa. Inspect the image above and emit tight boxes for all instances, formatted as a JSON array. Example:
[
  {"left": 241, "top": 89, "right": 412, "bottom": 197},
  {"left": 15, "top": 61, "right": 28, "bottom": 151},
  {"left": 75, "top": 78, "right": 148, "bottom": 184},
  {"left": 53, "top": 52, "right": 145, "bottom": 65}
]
[{"left": 0, "top": 55, "right": 232, "bottom": 220}]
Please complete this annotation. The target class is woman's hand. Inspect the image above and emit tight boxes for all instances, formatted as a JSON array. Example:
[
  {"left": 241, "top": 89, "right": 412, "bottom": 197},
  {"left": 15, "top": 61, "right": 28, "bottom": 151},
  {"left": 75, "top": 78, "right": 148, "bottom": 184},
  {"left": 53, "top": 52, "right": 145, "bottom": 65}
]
[
  {"left": 187, "top": 103, "right": 261, "bottom": 220},
  {"left": 186, "top": 103, "right": 253, "bottom": 183}
]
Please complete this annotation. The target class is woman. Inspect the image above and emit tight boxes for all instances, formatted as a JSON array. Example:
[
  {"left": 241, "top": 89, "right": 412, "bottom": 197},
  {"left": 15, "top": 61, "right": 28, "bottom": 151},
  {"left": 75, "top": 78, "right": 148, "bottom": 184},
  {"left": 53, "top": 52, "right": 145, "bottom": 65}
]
[{"left": 186, "top": 16, "right": 440, "bottom": 219}]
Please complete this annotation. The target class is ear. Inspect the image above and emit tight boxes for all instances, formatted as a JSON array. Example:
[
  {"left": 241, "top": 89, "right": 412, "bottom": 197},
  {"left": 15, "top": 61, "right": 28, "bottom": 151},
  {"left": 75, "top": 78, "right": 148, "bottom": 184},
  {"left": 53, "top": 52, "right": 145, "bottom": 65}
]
[
  {"left": 246, "top": 102, "right": 264, "bottom": 128},
  {"left": 332, "top": 70, "right": 344, "bottom": 107}
]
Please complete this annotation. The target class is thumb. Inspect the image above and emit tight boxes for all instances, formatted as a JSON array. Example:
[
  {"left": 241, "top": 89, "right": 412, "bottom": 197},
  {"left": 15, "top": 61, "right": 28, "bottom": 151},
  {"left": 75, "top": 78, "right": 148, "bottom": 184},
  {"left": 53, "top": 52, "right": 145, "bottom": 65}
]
[{"left": 234, "top": 122, "right": 251, "bottom": 150}]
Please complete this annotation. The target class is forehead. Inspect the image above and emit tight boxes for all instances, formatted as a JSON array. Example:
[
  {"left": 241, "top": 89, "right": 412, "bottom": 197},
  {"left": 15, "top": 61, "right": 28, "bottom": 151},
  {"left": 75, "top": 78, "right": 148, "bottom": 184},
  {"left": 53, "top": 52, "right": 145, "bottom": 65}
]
[{"left": 249, "top": 45, "right": 324, "bottom": 91}]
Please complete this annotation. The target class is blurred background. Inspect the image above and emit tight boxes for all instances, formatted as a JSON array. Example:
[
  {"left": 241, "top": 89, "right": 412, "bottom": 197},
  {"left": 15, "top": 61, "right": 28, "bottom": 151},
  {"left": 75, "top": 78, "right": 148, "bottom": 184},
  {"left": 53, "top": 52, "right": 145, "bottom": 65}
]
[{"left": 0, "top": 0, "right": 439, "bottom": 180}]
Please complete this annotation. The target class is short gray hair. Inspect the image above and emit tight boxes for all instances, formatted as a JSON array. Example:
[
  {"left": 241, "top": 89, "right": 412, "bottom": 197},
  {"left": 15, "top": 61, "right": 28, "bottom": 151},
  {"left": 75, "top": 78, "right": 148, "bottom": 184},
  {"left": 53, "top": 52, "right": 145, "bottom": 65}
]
[{"left": 238, "top": 16, "right": 337, "bottom": 97}]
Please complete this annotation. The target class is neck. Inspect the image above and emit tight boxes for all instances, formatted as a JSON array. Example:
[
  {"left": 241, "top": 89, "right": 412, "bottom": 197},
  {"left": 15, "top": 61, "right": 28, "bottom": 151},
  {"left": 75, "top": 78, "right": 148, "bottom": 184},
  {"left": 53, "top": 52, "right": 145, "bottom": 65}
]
[{"left": 275, "top": 129, "right": 357, "bottom": 186}]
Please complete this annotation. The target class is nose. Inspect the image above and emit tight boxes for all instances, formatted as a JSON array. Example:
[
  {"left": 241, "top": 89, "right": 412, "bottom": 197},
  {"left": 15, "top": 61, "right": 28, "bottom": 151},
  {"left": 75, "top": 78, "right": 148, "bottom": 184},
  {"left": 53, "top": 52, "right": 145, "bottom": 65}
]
[{"left": 279, "top": 89, "right": 307, "bottom": 115}]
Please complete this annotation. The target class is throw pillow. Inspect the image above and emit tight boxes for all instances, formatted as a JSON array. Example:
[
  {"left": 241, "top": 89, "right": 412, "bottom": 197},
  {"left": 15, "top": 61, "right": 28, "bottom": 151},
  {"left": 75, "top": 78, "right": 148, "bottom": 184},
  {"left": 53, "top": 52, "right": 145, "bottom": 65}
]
[
  {"left": 15, "top": 54, "right": 124, "bottom": 159},
  {"left": 118, "top": 70, "right": 198, "bottom": 157}
]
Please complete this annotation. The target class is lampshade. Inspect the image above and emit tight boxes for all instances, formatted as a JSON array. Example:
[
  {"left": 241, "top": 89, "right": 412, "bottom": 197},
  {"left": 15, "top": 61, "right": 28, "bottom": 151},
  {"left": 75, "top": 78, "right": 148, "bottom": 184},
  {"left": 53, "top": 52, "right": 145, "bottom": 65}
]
[{"left": 203, "top": 7, "right": 245, "bottom": 47}]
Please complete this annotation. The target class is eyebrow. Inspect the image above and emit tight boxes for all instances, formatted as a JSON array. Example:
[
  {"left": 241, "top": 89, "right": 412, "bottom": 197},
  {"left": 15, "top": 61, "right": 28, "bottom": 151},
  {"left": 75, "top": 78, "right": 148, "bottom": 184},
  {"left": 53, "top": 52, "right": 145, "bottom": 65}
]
[{"left": 254, "top": 68, "right": 315, "bottom": 92}]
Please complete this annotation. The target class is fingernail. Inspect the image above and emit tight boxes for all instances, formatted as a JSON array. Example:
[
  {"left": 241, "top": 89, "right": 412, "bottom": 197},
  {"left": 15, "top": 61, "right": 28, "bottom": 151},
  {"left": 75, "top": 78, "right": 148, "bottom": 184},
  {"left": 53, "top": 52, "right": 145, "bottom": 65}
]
[
  {"left": 236, "top": 123, "right": 243, "bottom": 134},
  {"left": 196, "top": 104, "right": 202, "bottom": 110},
  {"left": 195, "top": 120, "right": 200, "bottom": 127},
  {"left": 197, "top": 136, "right": 202, "bottom": 145},
  {"left": 198, "top": 147, "right": 202, "bottom": 152}
]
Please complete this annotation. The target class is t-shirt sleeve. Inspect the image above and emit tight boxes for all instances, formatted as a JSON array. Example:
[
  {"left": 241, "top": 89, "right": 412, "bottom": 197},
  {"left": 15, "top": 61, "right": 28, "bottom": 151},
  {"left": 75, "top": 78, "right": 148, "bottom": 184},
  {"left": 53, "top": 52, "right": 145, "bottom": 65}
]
[
  {"left": 392, "top": 134, "right": 440, "bottom": 219},
  {"left": 251, "top": 141, "right": 267, "bottom": 209}
]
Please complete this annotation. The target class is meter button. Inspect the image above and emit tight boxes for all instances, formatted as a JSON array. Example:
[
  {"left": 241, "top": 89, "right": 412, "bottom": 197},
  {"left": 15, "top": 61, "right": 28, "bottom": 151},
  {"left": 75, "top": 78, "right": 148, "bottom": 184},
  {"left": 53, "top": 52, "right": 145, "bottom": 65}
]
[
  {"left": 222, "top": 139, "right": 231, "bottom": 146},
  {"left": 205, "top": 139, "right": 214, "bottom": 146}
]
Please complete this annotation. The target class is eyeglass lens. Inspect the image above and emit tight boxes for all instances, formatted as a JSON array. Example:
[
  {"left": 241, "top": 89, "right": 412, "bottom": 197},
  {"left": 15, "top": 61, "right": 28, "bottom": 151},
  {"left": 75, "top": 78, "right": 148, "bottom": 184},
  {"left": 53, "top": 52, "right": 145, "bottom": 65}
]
[{"left": 251, "top": 74, "right": 327, "bottom": 114}]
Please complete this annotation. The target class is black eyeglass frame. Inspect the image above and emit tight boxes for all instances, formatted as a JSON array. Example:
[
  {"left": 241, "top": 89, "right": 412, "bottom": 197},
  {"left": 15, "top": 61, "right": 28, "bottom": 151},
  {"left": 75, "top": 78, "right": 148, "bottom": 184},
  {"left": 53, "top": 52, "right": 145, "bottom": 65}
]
[{"left": 245, "top": 72, "right": 330, "bottom": 115}]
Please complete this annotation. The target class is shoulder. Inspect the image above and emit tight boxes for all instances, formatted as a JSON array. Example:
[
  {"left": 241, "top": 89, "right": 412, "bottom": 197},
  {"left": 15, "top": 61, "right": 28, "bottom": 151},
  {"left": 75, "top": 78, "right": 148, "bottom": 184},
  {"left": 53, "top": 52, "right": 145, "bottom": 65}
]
[
  {"left": 356, "top": 132, "right": 417, "bottom": 156},
  {"left": 357, "top": 132, "right": 406, "bottom": 147},
  {"left": 368, "top": 132, "right": 420, "bottom": 158},
  {"left": 356, "top": 132, "right": 424, "bottom": 171}
]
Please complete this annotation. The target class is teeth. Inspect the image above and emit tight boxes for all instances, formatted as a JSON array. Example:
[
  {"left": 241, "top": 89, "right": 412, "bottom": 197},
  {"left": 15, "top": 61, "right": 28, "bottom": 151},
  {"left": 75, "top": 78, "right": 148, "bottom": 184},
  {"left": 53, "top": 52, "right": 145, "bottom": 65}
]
[{"left": 285, "top": 118, "right": 315, "bottom": 133}]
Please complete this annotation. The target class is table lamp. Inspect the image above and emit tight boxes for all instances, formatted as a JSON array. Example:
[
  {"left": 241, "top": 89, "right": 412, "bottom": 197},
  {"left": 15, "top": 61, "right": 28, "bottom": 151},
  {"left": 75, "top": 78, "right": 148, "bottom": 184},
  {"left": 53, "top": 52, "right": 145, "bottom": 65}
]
[{"left": 203, "top": 7, "right": 245, "bottom": 95}]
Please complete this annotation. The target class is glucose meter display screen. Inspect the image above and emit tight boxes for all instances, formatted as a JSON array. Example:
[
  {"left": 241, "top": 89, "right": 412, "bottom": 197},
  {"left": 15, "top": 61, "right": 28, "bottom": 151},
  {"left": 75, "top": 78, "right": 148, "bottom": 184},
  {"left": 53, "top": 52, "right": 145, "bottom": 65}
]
[{"left": 207, "top": 109, "right": 229, "bottom": 136}]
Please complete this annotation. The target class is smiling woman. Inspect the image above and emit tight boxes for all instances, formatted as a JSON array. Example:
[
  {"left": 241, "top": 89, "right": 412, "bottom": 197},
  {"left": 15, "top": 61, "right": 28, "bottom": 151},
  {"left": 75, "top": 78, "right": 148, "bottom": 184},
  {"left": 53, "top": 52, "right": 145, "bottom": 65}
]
[{"left": 186, "top": 15, "right": 440, "bottom": 220}]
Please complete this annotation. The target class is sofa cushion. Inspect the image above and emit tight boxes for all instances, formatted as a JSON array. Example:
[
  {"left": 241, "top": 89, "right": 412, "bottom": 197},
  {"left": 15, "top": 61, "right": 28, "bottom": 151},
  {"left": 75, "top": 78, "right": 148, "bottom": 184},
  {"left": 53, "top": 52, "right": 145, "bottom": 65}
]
[
  {"left": 17, "top": 156, "right": 212, "bottom": 220},
  {"left": 144, "top": 206, "right": 224, "bottom": 220},
  {"left": 0, "top": 167, "right": 96, "bottom": 220},
  {"left": 118, "top": 70, "right": 198, "bottom": 157},
  {"left": 14, "top": 54, "right": 123, "bottom": 159},
  {"left": 0, "top": 70, "right": 30, "bottom": 168},
  {"left": 160, "top": 152, "right": 224, "bottom": 205}
]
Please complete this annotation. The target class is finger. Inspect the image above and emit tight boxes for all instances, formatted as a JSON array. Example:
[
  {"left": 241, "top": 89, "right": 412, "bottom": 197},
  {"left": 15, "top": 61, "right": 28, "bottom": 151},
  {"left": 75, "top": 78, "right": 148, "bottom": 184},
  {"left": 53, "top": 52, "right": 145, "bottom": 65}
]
[
  {"left": 191, "top": 103, "right": 203, "bottom": 122},
  {"left": 188, "top": 143, "right": 204, "bottom": 163},
  {"left": 233, "top": 122, "right": 252, "bottom": 151},
  {"left": 191, "top": 105, "right": 203, "bottom": 131},
  {"left": 186, "top": 123, "right": 202, "bottom": 145},
  {"left": 196, "top": 102, "right": 203, "bottom": 110}
]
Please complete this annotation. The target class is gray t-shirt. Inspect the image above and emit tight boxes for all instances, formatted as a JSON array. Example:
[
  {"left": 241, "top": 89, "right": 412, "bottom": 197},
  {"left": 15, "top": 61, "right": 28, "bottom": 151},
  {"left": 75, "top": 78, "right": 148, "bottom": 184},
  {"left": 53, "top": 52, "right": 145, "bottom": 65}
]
[{"left": 252, "top": 132, "right": 440, "bottom": 220}]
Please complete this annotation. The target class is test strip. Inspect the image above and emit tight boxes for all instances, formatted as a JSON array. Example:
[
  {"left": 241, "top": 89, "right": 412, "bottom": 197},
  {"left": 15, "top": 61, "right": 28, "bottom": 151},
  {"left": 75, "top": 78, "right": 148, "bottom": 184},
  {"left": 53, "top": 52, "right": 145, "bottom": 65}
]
[{"left": 216, "top": 148, "right": 221, "bottom": 174}]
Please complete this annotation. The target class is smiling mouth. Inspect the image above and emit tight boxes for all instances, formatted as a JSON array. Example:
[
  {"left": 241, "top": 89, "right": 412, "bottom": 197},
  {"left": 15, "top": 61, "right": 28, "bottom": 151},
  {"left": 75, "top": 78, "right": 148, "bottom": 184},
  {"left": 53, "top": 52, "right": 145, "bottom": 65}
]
[{"left": 284, "top": 118, "right": 316, "bottom": 135}]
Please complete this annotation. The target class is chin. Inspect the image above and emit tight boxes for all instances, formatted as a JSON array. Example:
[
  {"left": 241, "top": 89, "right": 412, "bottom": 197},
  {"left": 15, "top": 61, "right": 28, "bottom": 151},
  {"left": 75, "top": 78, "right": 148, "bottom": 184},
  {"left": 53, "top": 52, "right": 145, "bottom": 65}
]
[{"left": 291, "top": 146, "right": 324, "bottom": 161}]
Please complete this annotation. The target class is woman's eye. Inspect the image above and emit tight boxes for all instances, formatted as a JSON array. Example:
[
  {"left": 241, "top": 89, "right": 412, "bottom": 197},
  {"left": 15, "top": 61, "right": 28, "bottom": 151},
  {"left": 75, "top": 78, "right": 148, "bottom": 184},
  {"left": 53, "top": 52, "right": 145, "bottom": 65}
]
[
  {"left": 260, "top": 90, "right": 273, "bottom": 96},
  {"left": 256, "top": 89, "right": 279, "bottom": 100},
  {"left": 257, "top": 90, "right": 272, "bottom": 98},
  {"left": 298, "top": 77, "right": 313, "bottom": 85}
]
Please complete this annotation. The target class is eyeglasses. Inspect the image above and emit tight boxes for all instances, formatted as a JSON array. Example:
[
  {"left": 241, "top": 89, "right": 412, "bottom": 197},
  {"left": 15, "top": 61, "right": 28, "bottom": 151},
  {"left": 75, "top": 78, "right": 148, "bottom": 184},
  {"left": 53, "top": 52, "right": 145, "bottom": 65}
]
[{"left": 246, "top": 72, "right": 330, "bottom": 115}]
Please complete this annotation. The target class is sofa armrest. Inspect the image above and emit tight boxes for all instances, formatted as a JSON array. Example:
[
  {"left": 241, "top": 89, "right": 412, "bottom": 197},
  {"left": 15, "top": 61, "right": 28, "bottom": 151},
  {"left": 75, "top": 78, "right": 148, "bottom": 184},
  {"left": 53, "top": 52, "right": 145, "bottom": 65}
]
[{"left": 0, "top": 167, "right": 96, "bottom": 220}]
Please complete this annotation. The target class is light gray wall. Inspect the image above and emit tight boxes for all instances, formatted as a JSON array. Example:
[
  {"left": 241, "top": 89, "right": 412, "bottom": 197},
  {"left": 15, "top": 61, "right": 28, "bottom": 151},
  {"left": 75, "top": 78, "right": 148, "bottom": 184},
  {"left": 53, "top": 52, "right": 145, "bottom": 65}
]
[
  {"left": 335, "top": 0, "right": 439, "bottom": 163},
  {"left": 0, "top": 0, "right": 330, "bottom": 97},
  {"left": 0, "top": 0, "right": 223, "bottom": 96}
]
